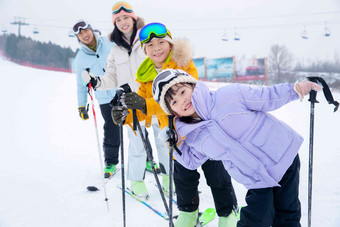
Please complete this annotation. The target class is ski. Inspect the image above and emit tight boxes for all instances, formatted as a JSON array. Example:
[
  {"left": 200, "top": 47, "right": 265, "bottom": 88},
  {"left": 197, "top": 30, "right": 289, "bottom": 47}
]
[
  {"left": 87, "top": 168, "right": 120, "bottom": 192},
  {"left": 197, "top": 208, "right": 216, "bottom": 226},
  {"left": 104, "top": 167, "right": 120, "bottom": 179},
  {"left": 117, "top": 185, "right": 216, "bottom": 225},
  {"left": 117, "top": 185, "right": 169, "bottom": 220},
  {"left": 154, "top": 184, "right": 177, "bottom": 206}
]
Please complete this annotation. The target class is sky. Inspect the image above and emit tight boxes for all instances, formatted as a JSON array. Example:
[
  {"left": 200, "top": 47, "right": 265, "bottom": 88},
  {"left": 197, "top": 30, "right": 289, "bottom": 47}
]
[
  {"left": 0, "top": 0, "right": 340, "bottom": 62},
  {"left": 0, "top": 57, "right": 340, "bottom": 226}
]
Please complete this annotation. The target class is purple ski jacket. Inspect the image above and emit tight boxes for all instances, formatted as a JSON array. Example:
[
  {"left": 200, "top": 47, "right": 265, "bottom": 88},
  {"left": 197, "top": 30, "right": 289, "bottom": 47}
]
[{"left": 174, "top": 81, "right": 304, "bottom": 189}]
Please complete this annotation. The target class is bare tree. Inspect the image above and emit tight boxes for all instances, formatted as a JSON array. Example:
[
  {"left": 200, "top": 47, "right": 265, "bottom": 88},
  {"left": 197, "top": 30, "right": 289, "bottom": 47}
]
[{"left": 269, "top": 44, "right": 294, "bottom": 82}]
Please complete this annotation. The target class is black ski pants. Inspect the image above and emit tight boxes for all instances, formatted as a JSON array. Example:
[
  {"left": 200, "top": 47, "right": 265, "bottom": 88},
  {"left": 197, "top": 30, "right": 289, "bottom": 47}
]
[
  {"left": 99, "top": 103, "right": 120, "bottom": 165},
  {"left": 238, "top": 155, "right": 301, "bottom": 227},
  {"left": 174, "top": 159, "right": 237, "bottom": 217}
]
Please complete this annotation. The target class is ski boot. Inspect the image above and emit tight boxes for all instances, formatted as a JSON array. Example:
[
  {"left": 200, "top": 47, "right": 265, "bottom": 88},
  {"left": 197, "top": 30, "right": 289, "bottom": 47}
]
[
  {"left": 161, "top": 174, "right": 175, "bottom": 197},
  {"left": 175, "top": 210, "right": 198, "bottom": 227},
  {"left": 131, "top": 181, "right": 149, "bottom": 200},
  {"left": 218, "top": 211, "right": 238, "bottom": 227},
  {"left": 146, "top": 161, "right": 160, "bottom": 174},
  {"left": 104, "top": 164, "right": 116, "bottom": 178}
]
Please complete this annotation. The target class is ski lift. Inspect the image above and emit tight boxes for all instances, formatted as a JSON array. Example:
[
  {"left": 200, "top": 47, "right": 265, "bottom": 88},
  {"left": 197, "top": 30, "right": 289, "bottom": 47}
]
[
  {"left": 234, "top": 27, "right": 240, "bottom": 41},
  {"left": 1, "top": 26, "right": 7, "bottom": 33},
  {"left": 33, "top": 27, "right": 39, "bottom": 34},
  {"left": 221, "top": 31, "right": 228, "bottom": 41},
  {"left": 301, "top": 25, "right": 308, "bottom": 39},
  {"left": 68, "top": 30, "right": 75, "bottom": 37},
  {"left": 324, "top": 22, "right": 331, "bottom": 37}
]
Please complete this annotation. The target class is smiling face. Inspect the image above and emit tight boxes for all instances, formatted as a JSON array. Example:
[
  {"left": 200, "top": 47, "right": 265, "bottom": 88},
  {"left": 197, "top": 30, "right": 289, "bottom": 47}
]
[
  {"left": 144, "top": 38, "right": 172, "bottom": 68},
  {"left": 77, "top": 28, "right": 95, "bottom": 46},
  {"left": 115, "top": 15, "right": 134, "bottom": 34},
  {"left": 165, "top": 83, "right": 199, "bottom": 118}
]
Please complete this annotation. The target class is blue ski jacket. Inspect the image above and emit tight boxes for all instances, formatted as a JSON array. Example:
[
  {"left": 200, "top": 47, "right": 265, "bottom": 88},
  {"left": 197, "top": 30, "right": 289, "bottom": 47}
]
[{"left": 75, "top": 32, "right": 116, "bottom": 106}]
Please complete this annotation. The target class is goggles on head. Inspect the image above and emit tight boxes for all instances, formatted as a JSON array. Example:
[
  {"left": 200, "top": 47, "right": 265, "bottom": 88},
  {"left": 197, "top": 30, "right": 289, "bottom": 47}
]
[
  {"left": 152, "top": 69, "right": 189, "bottom": 103},
  {"left": 139, "top": 22, "right": 172, "bottom": 44},
  {"left": 73, "top": 20, "right": 90, "bottom": 35},
  {"left": 112, "top": 2, "right": 133, "bottom": 14}
]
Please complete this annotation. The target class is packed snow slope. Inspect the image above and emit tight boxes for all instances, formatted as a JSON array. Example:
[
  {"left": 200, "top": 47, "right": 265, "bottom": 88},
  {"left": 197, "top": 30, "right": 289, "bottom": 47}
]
[{"left": 0, "top": 58, "right": 339, "bottom": 227}]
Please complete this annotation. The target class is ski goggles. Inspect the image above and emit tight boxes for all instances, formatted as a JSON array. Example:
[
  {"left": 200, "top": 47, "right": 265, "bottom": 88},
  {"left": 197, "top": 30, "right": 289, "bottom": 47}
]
[
  {"left": 72, "top": 20, "right": 90, "bottom": 35},
  {"left": 139, "top": 22, "right": 172, "bottom": 44},
  {"left": 112, "top": 2, "right": 133, "bottom": 14},
  {"left": 152, "top": 69, "right": 190, "bottom": 103}
]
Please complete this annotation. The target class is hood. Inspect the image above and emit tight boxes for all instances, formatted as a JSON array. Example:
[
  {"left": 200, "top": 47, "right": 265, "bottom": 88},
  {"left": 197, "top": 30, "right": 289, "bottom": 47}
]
[
  {"left": 171, "top": 38, "right": 192, "bottom": 68},
  {"left": 136, "top": 38, "right": 193, "bottom": 83},
  {"left": 78, "top": 31, "right": 102, "bottom": 55},
  {"left": 174, "top": 81, "right": 214, "bottom": 137},
  {"left": 192, "top": 81, "right": 214, "bottom": 120},
  {"left": 136, "top": 17, "right": 145, "bottom": 30}
]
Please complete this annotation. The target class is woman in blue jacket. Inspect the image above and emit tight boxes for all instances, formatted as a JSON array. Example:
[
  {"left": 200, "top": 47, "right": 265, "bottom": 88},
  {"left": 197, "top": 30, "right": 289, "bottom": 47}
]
[
  {"left": 152, "top": 69, "right": 322, "bottom": 226},
  {"left": 73, "top": 19, "right": 119, "bottom": 177}
]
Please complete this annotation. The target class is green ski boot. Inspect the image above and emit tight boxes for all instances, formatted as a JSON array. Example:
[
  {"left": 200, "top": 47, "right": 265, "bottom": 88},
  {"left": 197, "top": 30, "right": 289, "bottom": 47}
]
[
  {"left": 218, "top": 211, "right": 238, "bottom": 227},
  {"left": 104, "top": 164, "right": 116, "bottom": 178},
  {"left": 131, "top": 181, "right": 149, "bottom": 200},
  {"left": 146, "top": 161, "right": 160, "bottom": 174},
  {"left": 161, "top": 174, "right": 175, "bottom": 197},
  {"left": 175, "top": 210, "right": 198, "bottom": 227}
]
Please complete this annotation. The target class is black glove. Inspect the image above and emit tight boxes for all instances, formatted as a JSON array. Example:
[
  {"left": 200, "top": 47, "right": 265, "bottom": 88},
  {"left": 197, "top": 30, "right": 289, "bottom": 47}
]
[
  {"left": 81, "top": 70, "right": 99, "bottom": 89},
  {"left": 78, "top": 106, "right": 89, "bottom": 120},
  {"left": 125, "top": 92, "right": 147, "bottom": 113},
  {"left": 111, "top": 106, "right": 128, "bottom": 125}
]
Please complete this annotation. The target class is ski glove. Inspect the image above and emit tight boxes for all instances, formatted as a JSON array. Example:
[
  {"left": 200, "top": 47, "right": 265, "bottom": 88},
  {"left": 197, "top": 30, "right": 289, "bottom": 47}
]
[
  {"left": 81, "top": 70, "right": 100, "bottom": 89},
  {"left": 125, "top": 92, "right": 147, "bottom": 114},
  {"left": 294, "top": 80, "right": 322, "bottom": 101},
  {"left": 111, "top": 106, "right": 128, "bottom": 125},
  {"left": 158, "top": 127, "right": 181, "bottom": 145},
  {"left": 78, "top": 106, "right": 89, "bottom": 120}
]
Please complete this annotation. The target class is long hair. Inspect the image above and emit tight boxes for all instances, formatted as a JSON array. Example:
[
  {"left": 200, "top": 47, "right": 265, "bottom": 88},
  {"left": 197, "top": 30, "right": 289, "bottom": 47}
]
[{"left": 109, "top": 19, "right": 137, "bottom": 52}]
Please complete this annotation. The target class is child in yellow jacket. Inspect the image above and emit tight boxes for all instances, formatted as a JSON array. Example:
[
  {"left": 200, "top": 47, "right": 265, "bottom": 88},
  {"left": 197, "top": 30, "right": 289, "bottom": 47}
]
[{"left": 112, "top": 22, "right": 238, "bottom": 227}]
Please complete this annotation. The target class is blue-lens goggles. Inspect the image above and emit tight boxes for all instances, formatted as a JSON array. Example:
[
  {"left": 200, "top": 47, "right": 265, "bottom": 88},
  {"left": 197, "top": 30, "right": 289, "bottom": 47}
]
[{"left": 139, "top": 22, "right": 172, "bottom": 44}]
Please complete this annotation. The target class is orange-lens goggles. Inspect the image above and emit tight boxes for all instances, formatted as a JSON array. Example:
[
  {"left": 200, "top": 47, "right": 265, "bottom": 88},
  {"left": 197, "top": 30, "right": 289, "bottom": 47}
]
[{"left": 112, "top": 2, "right": 133, "bottom": 14}]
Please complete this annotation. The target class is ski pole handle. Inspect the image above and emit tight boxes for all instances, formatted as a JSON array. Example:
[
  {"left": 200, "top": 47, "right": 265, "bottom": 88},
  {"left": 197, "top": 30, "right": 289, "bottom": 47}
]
[
  {"left": 308, "top": 90, "right": 318, "bottom": 104},
  {"left": 307, "top": 77, "right": 319, "bottom": 104},
  {"left": 132, "top": 110, "right": 138, "bottom": 131}
]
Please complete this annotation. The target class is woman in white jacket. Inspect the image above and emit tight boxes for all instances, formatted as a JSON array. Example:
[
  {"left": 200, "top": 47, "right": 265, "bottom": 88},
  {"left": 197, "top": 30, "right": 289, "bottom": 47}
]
[{"left": 82, "top": 2, "right": 170, "bottom": 198}]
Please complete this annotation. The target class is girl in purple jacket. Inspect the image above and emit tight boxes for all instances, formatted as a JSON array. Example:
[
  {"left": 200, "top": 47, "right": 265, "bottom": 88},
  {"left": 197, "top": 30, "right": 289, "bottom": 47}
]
[{"left": 152, "top": 69, "right": 322, "bottom": 226}]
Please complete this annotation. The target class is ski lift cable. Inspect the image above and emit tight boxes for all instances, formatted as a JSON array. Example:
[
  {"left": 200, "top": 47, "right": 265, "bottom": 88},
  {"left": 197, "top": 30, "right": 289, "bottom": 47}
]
[
  {"left": 17, "top": 10, "right": 340, "bottom": 26},
  {"left": 6, "top": 16, "right": 340, "bottom": 34}
]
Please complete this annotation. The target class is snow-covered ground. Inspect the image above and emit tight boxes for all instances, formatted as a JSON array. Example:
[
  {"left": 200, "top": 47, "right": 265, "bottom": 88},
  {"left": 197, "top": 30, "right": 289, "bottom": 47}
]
[{"left": 0, "top": 58, "right": 339, "bottom": 227}]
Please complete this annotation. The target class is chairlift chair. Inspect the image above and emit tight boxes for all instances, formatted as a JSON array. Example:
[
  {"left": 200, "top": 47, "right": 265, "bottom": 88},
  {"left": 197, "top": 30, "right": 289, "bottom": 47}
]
[
  {"left": 324, "top": 27, "right": 331, "bottom": 37},
  {"left": 33, "top": 27, "right": 39, "bottom": 34},
  {"left": 221, "top": 33, "right": 228, "bottom": 41},
  {"left": 301, "top": 25, "right": 308, "bottom": 39},
  {"left": 234, "top": 32, "right": 240, "bottom": 41},
  {"left": 68, "top": 30, "right": 75, "bottom": 37},
  {"left": 1, "top": 26, "right": 7, "bottom": 33}
]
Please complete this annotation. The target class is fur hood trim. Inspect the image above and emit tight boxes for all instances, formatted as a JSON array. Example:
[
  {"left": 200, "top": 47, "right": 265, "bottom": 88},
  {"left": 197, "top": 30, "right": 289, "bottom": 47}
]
[{"left": 171, "top": 38, "right": 192, "bottom": 68}]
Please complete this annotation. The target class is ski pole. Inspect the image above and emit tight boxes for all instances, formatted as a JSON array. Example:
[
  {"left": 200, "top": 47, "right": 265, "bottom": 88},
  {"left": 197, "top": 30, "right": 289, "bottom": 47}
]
[
  {"left": 115, "top": 88, "right": 129, "bottom": 227},
  {"left": 168, "top": 115, "right": 175, "bottom": 227},
  {"left": 133, "top": 113, "right": 174, "bottom": 226},
  {"left": 87, "top": 82, "right": 110, "bottom": 211},
  {"left": 307, "top": 88, "right": 317, "bottom": 227},
  {"left": 306, "top": 76, "right": 339, "bottom": 227},
  {"left": 118, "top": 83, "right": 174, "bottom": 226}
]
